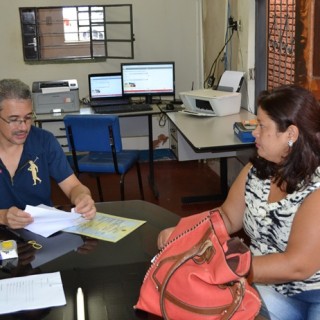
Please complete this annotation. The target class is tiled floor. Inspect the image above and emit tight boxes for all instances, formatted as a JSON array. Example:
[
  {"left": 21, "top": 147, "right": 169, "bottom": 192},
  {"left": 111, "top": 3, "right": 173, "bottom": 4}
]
[{"left": 51, "top": 159, "right": 224, "bottom": 218}]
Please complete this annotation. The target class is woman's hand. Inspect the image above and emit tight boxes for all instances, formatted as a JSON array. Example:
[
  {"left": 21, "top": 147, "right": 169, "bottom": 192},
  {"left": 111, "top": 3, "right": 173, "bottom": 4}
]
[{"left": 157, "top": 227, "right": 175, "bottom": 250}]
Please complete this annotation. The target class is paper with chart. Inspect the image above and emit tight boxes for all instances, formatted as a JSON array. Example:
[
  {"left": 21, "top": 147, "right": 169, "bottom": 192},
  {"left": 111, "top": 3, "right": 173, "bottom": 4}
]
[
  {"left": 0, "top": 272, "right": 66, "bottom": 314},
  {"left": 63, "top": 212, "right": 146, "bottom": 242}
]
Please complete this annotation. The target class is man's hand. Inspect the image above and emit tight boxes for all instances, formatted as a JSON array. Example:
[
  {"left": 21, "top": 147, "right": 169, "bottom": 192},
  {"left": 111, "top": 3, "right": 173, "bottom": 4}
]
[
  {"left": 73, "top": 193, "right": 96, "bottom": 220},
  {"left": 59, "top": 175, "right": 97, "bottom": 220},
  {"left": 5, "top": 207, "right": 34, "bottom": 229}
]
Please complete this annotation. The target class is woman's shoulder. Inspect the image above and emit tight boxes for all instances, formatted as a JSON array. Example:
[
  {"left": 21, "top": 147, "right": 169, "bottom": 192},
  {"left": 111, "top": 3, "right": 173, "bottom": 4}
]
[
  {"left": 243, "top": 162, "right": 254, "bottom": 173},
  {"left": 233, "top": 162, "right": 257, "bottom": 187},
  {"left": 242, "top": 162, "right": 256, "bottom": 178}
]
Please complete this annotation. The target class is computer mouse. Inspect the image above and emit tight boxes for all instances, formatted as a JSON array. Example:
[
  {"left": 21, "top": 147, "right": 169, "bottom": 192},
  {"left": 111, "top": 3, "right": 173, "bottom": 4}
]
[{"left": 166, "top": 103, "right": 174, "bottom": 111}]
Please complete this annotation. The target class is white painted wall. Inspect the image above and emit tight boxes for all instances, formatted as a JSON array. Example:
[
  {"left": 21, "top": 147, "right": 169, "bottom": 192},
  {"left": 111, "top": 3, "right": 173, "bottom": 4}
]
[
  {"left": 202, "top": 0, "right": 255, "bottom": 112},
  {"left": 0, "top": 0, "right": 203, "bottom": 100},
  {"left": 202, "top": 0, "right": 256, "bottom": 185},
  {"left": 235, "top": 0, "right": 256, "bottom": 113}
]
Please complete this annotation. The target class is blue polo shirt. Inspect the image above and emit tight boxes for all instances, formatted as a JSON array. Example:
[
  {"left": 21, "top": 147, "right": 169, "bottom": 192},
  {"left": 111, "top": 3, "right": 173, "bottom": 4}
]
[{"left": 0, "top": 126, "right": 74, "bottom": 209}]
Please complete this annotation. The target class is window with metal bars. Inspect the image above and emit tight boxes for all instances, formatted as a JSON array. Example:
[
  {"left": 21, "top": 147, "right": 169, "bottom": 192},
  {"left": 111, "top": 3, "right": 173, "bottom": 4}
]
[
  {"left": 267, "top": 0, "right": 296, "bottom": 89},
  {"left": 19, "top": 5, "right": 134, "bottom": 63}
]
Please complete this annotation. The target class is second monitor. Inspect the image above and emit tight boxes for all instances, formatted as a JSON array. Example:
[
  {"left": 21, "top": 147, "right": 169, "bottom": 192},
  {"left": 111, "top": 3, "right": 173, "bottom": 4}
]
[{"left": 121, "top": 61, "right": 175, "bottom": 104}]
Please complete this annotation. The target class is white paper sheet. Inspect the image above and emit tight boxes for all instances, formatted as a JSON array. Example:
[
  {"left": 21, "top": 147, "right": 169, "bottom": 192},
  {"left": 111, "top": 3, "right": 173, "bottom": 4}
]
[
  {"left": 0, "top": 272, "right": 66, "bottom": 315},
  {"left": 24, "top": 204, "right": 86, "bottom": 237},
  {"left": 218, "top": 70, "right": 244, "bottom": 92}
]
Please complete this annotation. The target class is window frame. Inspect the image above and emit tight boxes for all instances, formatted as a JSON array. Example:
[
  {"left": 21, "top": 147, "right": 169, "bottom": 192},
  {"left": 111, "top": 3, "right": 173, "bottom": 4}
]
[{"left": 19, "top": 4, "right": 135, "bottom": 63}]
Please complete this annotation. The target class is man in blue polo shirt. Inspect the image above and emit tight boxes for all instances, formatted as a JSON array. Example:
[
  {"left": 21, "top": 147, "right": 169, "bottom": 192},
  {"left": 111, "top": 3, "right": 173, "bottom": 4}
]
[{"left": 0, "top": 79, "right": 96, "bottom": 229}]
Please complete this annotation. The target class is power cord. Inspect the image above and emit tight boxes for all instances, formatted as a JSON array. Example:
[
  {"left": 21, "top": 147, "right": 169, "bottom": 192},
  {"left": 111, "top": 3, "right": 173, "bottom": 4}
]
[
  {"left": 204, "top": 16, "right": 238, "bottom": 89},
  {"left": 204, "top": 30, "right": 234, "bottom": 88},
  {"left": 158, "top": 111, "right": 167, "bottom": 127}
]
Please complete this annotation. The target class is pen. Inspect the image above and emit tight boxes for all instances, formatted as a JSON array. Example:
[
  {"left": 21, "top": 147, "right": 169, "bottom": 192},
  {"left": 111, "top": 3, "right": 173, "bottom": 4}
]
[{"left": 77, "top": 287, "right": 85, "bottom": 320}]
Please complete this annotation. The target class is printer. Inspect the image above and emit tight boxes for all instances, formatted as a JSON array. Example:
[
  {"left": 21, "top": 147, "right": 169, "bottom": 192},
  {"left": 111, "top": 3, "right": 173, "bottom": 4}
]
[
  {"left": 179, "top": 89, "right": 241, "bottom": 117},
  {"left": 179, "top": 71, "right": 244, "bottom": 117},
  {"left": 32, "top": 79, "right": 80, "bottom": 114}
]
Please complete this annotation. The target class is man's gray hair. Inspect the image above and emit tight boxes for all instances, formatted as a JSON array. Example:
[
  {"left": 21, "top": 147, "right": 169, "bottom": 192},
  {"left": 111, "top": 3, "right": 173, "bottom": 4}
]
[{"left": 0, "top": 79, "right": 32, "bottom": 110}]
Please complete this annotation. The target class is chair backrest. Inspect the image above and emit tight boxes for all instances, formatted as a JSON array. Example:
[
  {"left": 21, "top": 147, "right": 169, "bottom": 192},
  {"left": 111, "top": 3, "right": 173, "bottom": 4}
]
[{"left": 63, "top": 114, "right": 123, "bottom": 152}]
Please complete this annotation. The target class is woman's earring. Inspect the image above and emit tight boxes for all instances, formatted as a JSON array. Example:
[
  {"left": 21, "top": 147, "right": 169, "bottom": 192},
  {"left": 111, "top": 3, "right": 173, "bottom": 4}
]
[{"left": 288, "top": 139, "right": 294, "bottom": 147}]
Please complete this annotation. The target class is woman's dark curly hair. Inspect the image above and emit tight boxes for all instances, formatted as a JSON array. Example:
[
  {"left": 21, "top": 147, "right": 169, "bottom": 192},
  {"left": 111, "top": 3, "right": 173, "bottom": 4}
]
[{"left": 250, "top": 85, "right": 320, "bottom": 193}]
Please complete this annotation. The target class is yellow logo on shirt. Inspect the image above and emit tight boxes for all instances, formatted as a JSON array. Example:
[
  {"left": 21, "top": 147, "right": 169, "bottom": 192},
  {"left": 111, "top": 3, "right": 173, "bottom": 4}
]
[{"left": 28, "top": 160, "right": 42, "bottom": 185}]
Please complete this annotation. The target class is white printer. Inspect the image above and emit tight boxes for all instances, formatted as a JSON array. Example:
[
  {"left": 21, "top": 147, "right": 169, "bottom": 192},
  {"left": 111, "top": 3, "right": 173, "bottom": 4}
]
[
  {"left": 32, "top": 79, "right": 80, "bottom": 114},
  {"left": 179, "top": 89, "right": 241, "bottom": 117},
  {"left": 179, "top": 71, "right": 244, "bottom": 117}
]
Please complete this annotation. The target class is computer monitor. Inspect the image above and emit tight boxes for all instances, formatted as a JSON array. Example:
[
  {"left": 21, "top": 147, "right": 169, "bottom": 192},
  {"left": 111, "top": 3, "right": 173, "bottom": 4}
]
[
  {"left": 121, "top": 61, "right": 175, "bottom": 104},
  {"left": 88, "top": 73, "right": 123, "bottom": 100}
]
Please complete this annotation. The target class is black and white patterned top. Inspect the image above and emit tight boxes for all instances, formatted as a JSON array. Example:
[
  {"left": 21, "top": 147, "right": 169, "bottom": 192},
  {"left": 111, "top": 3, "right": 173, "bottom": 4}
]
[{"left": 243, "top": 166, "right": 320, "bottom": 296}]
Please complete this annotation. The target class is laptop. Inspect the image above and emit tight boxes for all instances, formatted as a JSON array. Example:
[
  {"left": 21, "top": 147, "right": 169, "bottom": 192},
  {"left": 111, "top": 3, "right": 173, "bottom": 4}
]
[{"left": 88, "top": 72, "right": 130, "bottom": 107}]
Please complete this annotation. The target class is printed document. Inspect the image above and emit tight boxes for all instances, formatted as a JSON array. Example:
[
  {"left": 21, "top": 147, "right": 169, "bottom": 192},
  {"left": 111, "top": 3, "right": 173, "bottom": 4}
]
[
  {"left": 63, "top": 212, "right": 146, "bottom": 242},
  {"left": 0, "top": 272, "right": 66, "bottom": 315}
]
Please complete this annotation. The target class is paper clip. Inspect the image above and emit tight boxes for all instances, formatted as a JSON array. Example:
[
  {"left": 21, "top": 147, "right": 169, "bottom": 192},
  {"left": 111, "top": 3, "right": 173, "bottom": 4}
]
[{"left": 27, "top": 240, "right": 42, "bottom": 250}]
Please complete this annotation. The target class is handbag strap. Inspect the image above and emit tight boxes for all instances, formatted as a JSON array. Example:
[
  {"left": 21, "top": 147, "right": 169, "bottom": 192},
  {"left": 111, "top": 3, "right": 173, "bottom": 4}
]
[
  {"left": 210, "top": 209, "right": 230, "bottom": 245},
  {"left": 158, "top": 229, "right": 245, "bottom": 320}
]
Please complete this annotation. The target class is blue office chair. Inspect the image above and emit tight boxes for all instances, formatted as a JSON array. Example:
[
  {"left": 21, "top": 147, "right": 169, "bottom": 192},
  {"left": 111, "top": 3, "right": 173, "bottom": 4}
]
[{"left": 63, "top": 114, "right": 144, "bottom": 201}]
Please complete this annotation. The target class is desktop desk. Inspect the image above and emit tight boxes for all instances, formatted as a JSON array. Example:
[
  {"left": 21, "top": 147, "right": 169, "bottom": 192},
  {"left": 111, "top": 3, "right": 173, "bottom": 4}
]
[
  {"left": 0, "top": 200, "right": 179, "bottom": 320},
  {"left": 166, "top": 109, "right": 257, "bottom": 203},
  {"left": 35, "top": 105, "right": 161, "bottom": 198}
]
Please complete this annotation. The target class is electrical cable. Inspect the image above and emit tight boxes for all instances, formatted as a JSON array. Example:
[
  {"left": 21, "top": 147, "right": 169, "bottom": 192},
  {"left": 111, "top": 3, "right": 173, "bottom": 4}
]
[
  {"left": 204, "top": 1, "right": 238, "bottom": 89},
  {"left": 158, "top": 111, "right": 167, "bottom": 127},
  {"left": 204, "top": 29, "right": 235, "bottom": 88}
]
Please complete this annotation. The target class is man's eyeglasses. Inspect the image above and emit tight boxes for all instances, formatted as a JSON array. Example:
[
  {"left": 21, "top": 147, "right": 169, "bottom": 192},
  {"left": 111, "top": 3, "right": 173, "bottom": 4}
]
[{"left": 0, "top": 114, "right": 36, "bottom": 127}]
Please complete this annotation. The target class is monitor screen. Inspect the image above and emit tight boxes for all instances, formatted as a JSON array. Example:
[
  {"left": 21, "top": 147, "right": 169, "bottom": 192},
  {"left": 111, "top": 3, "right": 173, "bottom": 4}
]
[
  {"left": 121, "top": 62, "right": 175, "bottom": 104},
  {"left": 88, "top": 73, "right": 123, "bottom": 100}
]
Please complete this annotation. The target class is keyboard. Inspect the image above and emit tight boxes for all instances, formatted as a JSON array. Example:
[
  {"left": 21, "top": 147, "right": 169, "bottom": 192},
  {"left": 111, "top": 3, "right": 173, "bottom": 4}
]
[
  {"left": 93, "top": 104, "right": 152, "bottom": 114},
  {"left": 90, "top": 99, "right": 130, "bottom": 107}
]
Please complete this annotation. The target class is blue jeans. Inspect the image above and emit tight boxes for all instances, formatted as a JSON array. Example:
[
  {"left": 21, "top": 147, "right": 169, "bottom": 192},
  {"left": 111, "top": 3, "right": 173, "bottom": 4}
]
[{"left": 255, "top": 285, "right": 320, "bottom": 320}]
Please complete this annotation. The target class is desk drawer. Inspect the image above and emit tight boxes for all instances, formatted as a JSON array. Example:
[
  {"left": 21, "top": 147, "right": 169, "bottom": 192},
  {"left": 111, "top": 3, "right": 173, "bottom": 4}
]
[
  {"left": 40, "top": 121, "right": 66, "bottom": 136},
  {"left": 169, "top": 122, "right": 215, "bottom": 161}
]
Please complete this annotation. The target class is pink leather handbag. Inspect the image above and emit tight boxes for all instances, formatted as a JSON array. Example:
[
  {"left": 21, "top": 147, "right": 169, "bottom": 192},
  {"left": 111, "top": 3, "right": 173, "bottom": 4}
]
[{"left": 135, "top": 209, "right": 261, "bottom": 320}]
